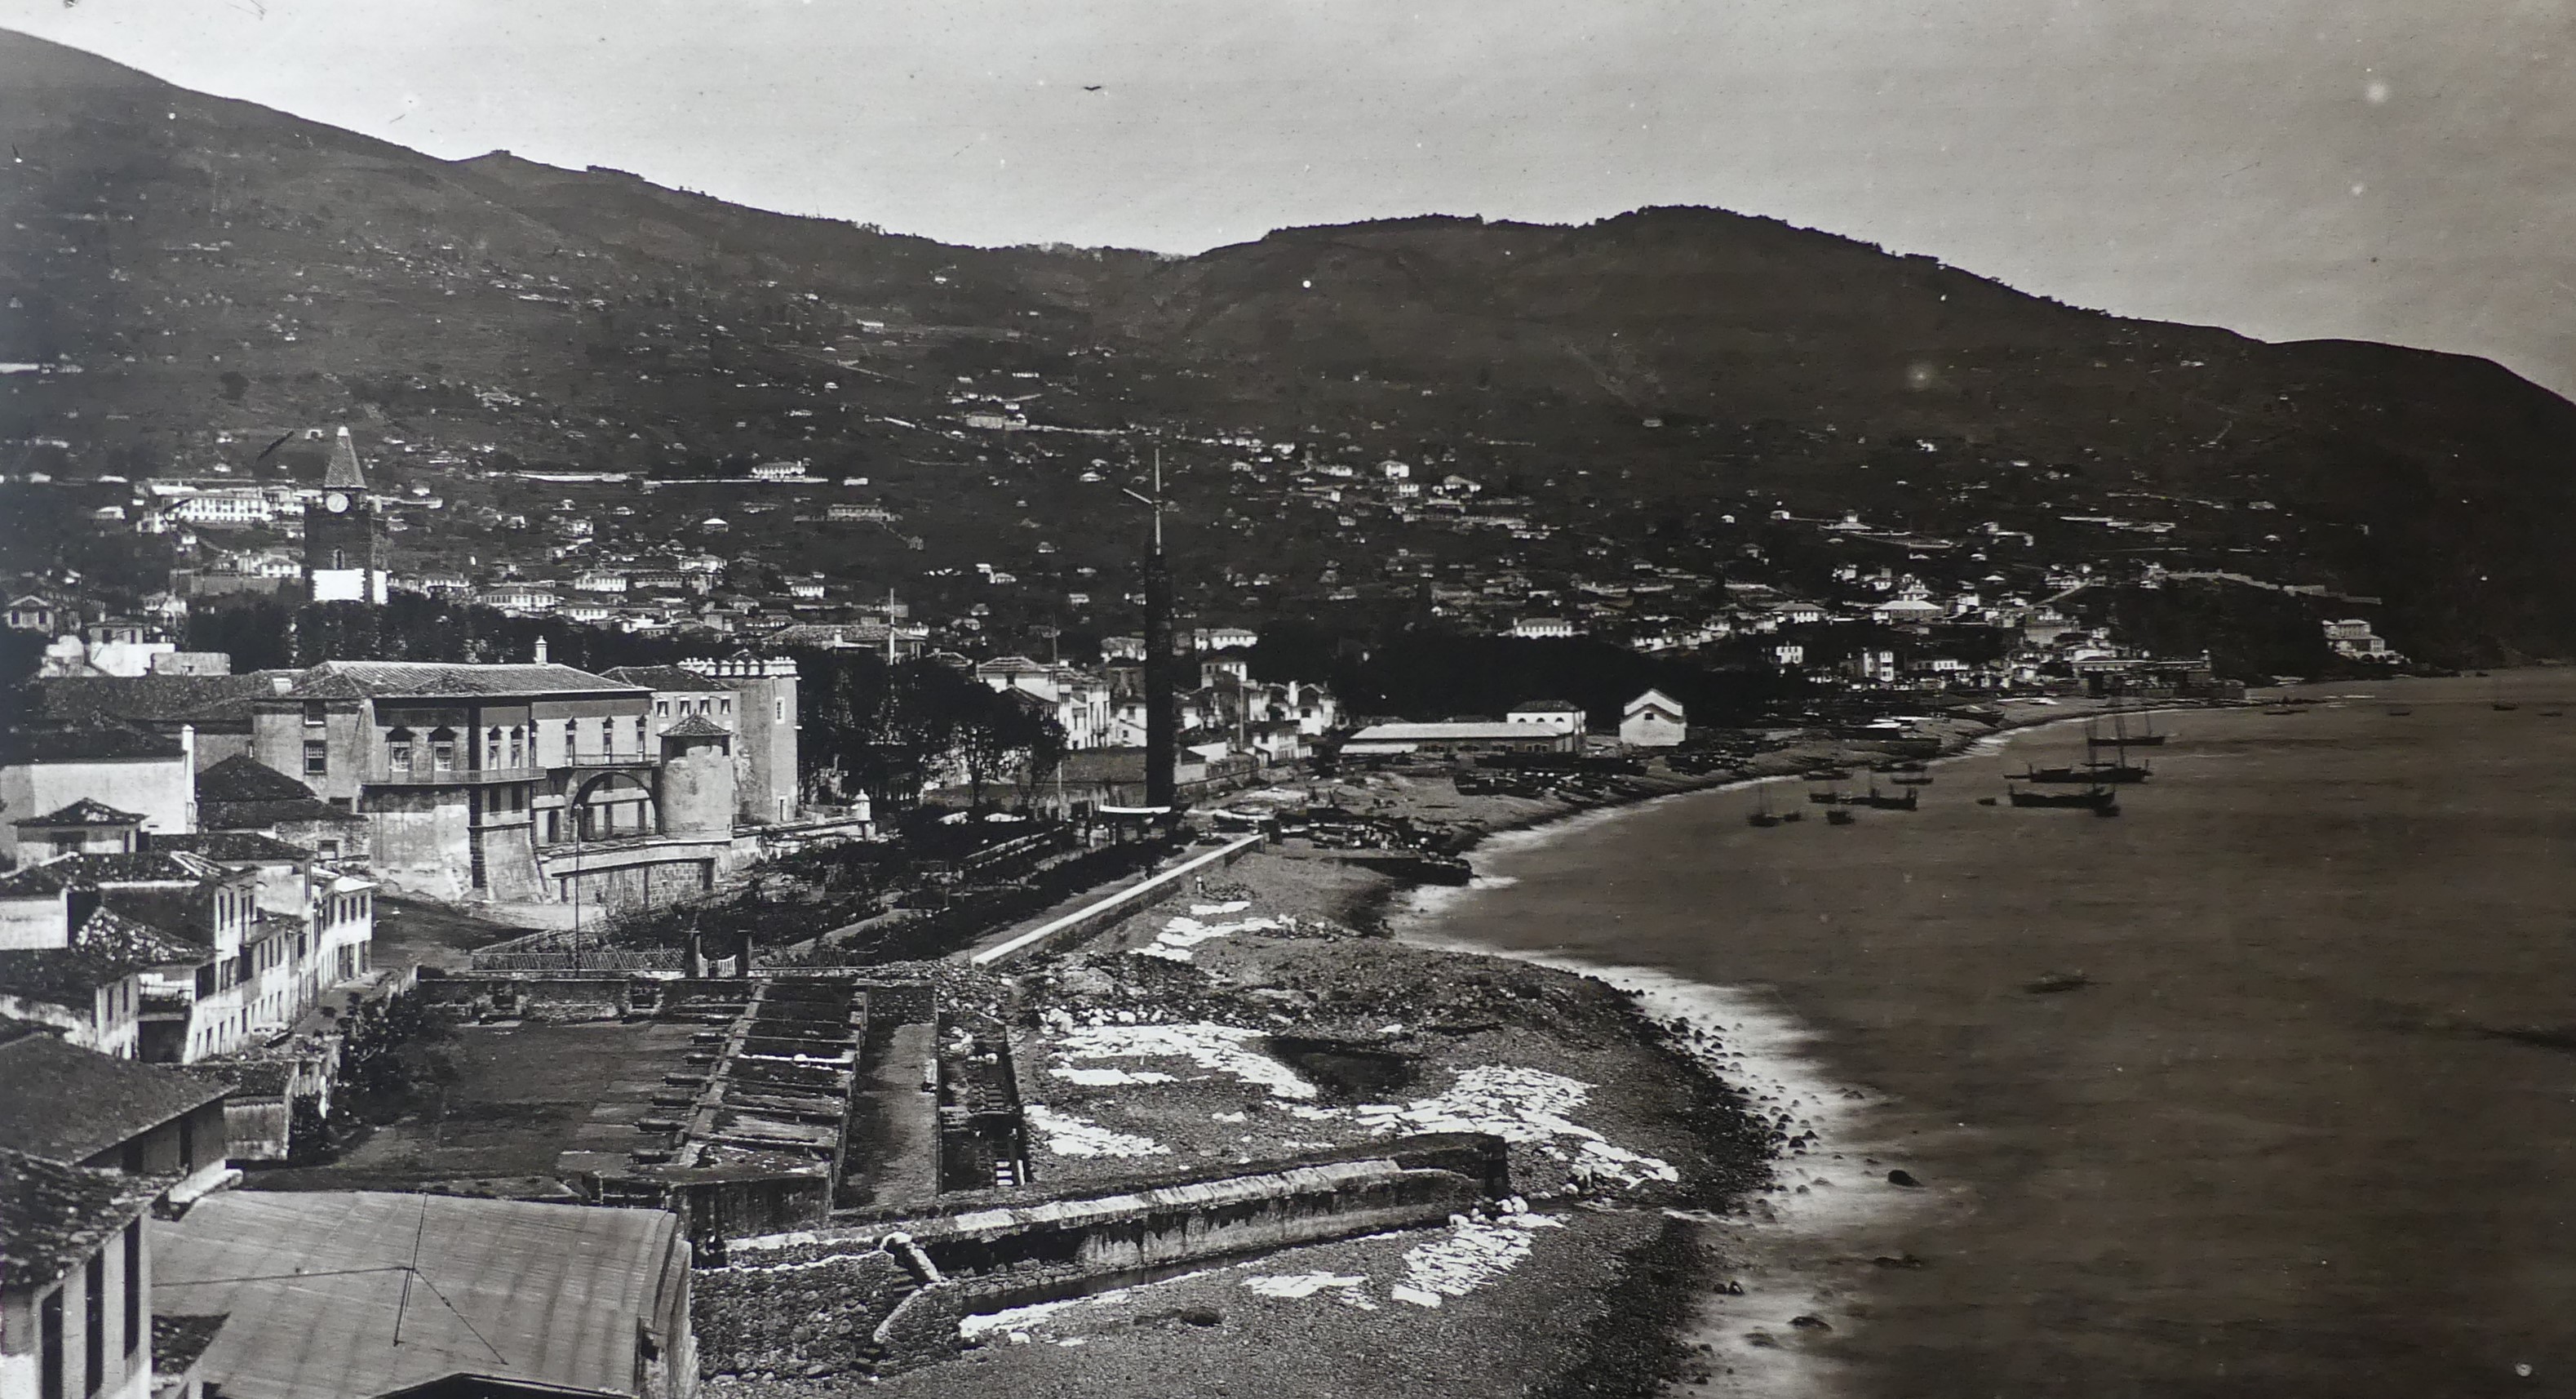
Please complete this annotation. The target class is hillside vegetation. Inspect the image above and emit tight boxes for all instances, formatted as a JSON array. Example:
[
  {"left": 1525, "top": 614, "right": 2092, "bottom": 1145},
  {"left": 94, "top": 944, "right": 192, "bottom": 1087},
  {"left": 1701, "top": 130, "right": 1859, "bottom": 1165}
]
[{"left": 4, "top": 29, "right": 2572, "bottom": 661}]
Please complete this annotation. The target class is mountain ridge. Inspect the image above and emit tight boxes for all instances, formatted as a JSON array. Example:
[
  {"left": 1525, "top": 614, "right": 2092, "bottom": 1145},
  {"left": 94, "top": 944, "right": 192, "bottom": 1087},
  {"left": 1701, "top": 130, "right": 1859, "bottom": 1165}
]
[{"left": 3, "top": 28, "right": 2572, "bottom": 663}]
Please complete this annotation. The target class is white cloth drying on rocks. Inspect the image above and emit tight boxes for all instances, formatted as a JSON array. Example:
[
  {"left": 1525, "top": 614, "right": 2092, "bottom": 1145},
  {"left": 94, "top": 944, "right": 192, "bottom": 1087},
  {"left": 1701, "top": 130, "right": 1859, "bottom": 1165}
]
[
  {"left": 1024, "top": 1104, "right": 1169, "bottom": 1158},
  {"left": 1054, "top": 1021, "right": 1316, "bottom": 1099}
]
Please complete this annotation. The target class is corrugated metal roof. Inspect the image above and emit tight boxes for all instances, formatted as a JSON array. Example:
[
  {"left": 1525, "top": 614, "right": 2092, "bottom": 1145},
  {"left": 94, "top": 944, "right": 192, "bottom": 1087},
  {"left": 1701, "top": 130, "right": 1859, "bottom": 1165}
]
[{"left": 156, "top": 1191, "right": 681, "bottom": 1399}]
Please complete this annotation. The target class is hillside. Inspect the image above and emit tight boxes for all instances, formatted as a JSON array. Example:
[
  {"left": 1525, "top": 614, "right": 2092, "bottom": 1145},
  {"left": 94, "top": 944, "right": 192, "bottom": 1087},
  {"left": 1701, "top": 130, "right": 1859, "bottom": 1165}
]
[{"left": 4, "top": 29, "right": 2574, "bottom": 661}]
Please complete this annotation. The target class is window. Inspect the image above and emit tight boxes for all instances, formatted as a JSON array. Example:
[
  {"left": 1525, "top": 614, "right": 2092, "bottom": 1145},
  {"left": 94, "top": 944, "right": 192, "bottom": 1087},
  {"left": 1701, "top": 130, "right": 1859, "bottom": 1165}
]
[
  {"left": 774, "top": 698, "right": 783, "bottom": 722},
  {"left": 508, "top": 727, "right": 524, "bottom": 767},
  {"left": 633, "top": 716, "right": 648, "bottom": 750},
  {"left": 486, "top": 728, "right": 503, "bottom": 769},
  {"left": 386, "top": 727, "right": 414, "bottom": 771},
  {"left": 429, "top": 729, "right": 455, "bottom": 771},
  {"left": 304, "top": 700, "right": 327, "bottom": 726},
  {"left": 40, "top": 1286, "right": 63, "bottom": 1399},
  {"left": 562, "top": 719, "right": 576, "bottom": 758},
  {"left": 304, "top": 740, "right": 328, "bottom": 777},
  {"left": 654, "top": 700, "right": 668, "bottom": 717}
]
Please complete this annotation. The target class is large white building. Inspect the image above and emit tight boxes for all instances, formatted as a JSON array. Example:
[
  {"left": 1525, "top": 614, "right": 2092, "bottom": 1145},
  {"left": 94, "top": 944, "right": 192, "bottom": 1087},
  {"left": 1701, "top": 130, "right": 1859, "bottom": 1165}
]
[{"left": 166, "top": 489, "right": 276, "bottom": 527}]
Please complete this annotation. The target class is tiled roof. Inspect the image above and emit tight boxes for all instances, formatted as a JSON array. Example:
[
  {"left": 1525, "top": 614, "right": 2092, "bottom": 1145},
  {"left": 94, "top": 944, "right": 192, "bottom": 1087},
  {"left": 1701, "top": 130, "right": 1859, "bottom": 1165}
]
[
  {"left": 279, "top": 660, "right": 644, "bottom": 700},
  {"left": 660, "top": 713, "right": 732, "bottom": 739},
  {"left": 155, "top": 832, "right": 314, "bottom": 864},
  {"left": 0, "top": 1148, "right": 164, "bottom": 1294},
  {"left": 1509, "top": 699, "right": 1587, "bottom": 713},
  {"left": 43, "top": 851, "right": 227, "bottom": 886},
  {"left": 199, "top": 797, "right": 366, "bottom": 832},
  {"left": 95, "top": 891, "right": 219, "bottom": 948},
  {"left": 0, "top": 902, "right": 214, "bottom": 1006},
  {"left": 0, "top": 1034, "right": 231, "bottom": 1164},
  {"left": 0, "top": 722, "right": 184, "bottom": 765},
  {"left": 196, "top": 755, "right": 318, "bottom": 804},
  {"left": 76, "top": 904, "right": 215, "bottom": 966},
  {"left": 193, "top": 1059, "right": 296, "bottom": 1097},
  {"left": 32, "top": 674, "right": 289, "bottom": 728},
  {"left": 13, "top": 797, "right": 144, "bottom": 828},
  {"left": 0, "top": 949, "right": 135, "bottom": 1006},
  {"left": 601, "top": 664, "right": 729, "bottom": 692},
  {"left": 153, "top": 1315, "right": 230, "bottom": 1376},
  {"left": 0, "top": 863, "right": 82, "bottom": 896}
]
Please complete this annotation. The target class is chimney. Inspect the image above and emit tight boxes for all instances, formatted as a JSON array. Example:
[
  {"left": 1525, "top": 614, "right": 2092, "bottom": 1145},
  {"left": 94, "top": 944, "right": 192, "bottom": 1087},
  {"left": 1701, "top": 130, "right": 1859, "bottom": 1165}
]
[
  {"left": 268, "top": 674, "right": 293, "bottom": 695},
  {"left": 534, "top": 637, "right": 550, "bottom": 664}
]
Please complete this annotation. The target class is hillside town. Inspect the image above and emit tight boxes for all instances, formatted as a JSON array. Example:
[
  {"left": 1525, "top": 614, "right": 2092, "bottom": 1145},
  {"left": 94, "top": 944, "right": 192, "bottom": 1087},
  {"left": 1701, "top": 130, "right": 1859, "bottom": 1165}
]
[{"left": 0, "top": 424, "right": 2299, "bottom": 1399}]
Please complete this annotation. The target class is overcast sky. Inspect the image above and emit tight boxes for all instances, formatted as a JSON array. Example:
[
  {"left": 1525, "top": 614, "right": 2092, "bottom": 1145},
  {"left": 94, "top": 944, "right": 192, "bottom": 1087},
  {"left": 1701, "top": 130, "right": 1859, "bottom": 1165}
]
[{"left": 11, "top": 0, "right": 2576, "bottom": 396}]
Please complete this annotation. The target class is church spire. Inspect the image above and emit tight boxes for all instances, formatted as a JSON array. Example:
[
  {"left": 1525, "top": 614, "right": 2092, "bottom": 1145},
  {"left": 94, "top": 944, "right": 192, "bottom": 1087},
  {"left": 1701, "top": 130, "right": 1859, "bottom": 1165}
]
[{"left": 322, "top": 426, "right": 368, "bottom": 491}]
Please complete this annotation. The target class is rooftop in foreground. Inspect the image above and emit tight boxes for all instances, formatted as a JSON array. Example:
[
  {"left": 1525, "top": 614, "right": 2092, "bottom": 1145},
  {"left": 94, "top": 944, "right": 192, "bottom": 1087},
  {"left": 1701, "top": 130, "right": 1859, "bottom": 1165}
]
[{"left": 153, "top": 1189, "right": 686, "bottom": 1399}]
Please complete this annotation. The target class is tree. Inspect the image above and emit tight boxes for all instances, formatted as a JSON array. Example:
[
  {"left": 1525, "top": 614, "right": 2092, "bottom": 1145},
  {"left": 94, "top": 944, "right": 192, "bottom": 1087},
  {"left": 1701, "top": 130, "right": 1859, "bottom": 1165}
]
[{"left": 958, "top": 686, "right": 1064, "bottom": 811}]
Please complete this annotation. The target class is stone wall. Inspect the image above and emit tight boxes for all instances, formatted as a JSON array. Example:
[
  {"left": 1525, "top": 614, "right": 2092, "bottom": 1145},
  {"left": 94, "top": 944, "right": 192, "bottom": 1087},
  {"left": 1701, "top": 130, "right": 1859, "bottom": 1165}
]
[
  {"left": 712, "top": 1134, "right": 1510, "bottom": 1376},
  {"left": 366, "top": 786, "right": 473, "bottom": 901},
  {"left": 694, "top": 1237, "right": 917, "bottom": 1383}
]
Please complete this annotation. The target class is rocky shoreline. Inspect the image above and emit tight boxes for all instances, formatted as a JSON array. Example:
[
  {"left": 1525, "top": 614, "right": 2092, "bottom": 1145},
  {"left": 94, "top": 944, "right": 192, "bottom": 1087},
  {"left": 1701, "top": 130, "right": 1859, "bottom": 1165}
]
[{"left": 869, "top": 697, "right": 2228, "bottom": 1397}]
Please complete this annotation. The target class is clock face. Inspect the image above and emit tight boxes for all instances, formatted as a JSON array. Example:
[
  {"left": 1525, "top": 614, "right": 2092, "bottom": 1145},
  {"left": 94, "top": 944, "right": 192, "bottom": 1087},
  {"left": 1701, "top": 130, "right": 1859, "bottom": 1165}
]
[{"left": 325, "top": 491, "right": 349, "bottom": 513}]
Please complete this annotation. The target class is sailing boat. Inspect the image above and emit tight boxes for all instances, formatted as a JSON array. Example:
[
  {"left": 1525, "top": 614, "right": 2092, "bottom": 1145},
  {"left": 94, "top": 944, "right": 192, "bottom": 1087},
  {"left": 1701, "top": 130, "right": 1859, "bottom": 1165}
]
[
  {"left": 2024, "top": 756, "right": 2150, "bottom": 784},
  {"left": 2087, "top": 700, "right": 2166, "bottom": 749},
  {"left": 2008, "top": 779, "right": 2119, "bottom": 812},
  {"left": 1747, "top": 785, "right": 1782, "bottom": 828},
  {"left": 1855, "top": 779, "right": 1919, "bottom": 811}
]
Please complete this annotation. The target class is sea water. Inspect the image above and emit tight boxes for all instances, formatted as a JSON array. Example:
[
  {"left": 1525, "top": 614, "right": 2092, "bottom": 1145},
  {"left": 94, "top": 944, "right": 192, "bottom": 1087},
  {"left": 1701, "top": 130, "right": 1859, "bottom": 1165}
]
[{"left": 1397, "top": 673, "right": 2576, "bottom": 1399}]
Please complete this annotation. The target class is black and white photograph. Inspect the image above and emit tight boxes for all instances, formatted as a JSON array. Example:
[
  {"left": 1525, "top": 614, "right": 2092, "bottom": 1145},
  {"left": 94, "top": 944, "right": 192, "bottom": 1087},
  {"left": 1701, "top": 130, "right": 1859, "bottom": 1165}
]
[{"left": 2, "top": 3, "right": 2574, "bottom": 1397}]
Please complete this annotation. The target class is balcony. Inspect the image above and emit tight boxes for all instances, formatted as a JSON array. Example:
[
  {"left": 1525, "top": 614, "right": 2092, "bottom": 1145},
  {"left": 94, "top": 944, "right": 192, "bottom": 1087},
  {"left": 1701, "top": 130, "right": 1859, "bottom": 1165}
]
[
  {"left": 561, "top": 748, "right": 661, "bottom": 771},
  {"left": 363, "top": 764, "right": 547, "bottom": 787}
]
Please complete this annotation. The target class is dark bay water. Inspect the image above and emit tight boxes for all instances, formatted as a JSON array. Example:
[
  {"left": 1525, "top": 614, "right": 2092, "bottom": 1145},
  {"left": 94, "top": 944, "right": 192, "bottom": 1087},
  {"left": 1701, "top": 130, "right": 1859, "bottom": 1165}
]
[{"left": 1402, "top": 674, "right": 2576, "bottom": 1399}]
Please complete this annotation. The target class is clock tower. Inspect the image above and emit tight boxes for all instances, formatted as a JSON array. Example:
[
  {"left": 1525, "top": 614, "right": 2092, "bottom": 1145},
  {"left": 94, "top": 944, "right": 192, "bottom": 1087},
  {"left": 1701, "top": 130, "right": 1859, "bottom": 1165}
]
[{"left": 304, "top": 426, "right": 388, "bottom": 604}]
